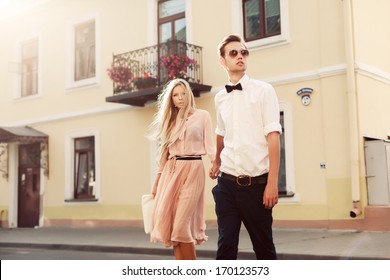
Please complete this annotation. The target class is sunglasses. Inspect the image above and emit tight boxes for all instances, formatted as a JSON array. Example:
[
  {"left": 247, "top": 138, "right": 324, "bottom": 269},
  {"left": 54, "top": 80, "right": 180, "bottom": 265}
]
[{"left": 227, "top": 49, "right": 249, "bottom": 58}]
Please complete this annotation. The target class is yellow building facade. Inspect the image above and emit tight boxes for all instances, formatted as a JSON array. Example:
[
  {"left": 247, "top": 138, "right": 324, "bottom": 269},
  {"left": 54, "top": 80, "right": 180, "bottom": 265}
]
[{"left": 0, "top": 0, "right": 389, "bottom": 230}]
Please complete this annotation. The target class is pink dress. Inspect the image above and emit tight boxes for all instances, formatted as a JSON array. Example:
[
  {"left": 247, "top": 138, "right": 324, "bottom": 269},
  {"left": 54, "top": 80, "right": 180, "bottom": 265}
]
[{"left": 150, "top": 109, "right": 215, "bottom": 247}]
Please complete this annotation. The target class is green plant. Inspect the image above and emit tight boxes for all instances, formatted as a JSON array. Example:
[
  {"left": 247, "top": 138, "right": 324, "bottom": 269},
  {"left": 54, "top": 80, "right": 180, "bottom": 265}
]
[{"left": 133, "top": 73, "right": 158, "bottom": 89}]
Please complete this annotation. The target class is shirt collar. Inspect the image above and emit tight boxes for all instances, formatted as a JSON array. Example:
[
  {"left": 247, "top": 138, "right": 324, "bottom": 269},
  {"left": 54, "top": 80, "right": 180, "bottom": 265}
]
[{"left": 227, "top": 74, "right": 249, "bottom": 88}]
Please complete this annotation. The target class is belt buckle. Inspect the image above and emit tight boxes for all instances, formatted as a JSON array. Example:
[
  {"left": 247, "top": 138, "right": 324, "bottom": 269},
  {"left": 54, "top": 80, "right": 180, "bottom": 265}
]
[{"left": 237, "top": 175, "right": 251, "bottom": 186}]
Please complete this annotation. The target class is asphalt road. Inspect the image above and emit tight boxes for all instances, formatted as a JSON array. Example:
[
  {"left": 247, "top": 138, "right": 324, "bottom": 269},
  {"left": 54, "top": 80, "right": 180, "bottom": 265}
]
[{"left": 0, "top": 246, "right": 197, "bottom": 260}]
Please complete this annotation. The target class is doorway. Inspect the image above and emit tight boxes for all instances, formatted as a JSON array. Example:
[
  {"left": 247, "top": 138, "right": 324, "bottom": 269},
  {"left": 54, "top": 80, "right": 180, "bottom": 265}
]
[
  {"left": 365, "top": 140, "right": 390, "bottom": 205},
  {"left": 17, "top": 143, "right": 41, "bottom": 227}
]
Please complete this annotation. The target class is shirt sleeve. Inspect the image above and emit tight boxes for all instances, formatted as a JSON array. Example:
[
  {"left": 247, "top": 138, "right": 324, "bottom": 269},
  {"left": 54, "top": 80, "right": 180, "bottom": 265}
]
[
  {"left": 214, "top": 94, "right": 226, "bottom": 136},
  {"left": 262, "top": 84, "right": 282, "bottom": 136}
]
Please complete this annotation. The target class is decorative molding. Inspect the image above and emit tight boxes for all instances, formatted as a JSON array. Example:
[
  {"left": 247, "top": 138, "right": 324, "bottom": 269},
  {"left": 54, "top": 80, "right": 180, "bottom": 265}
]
[
  {"left": 279, "top": 193, "right": 301, "bottom": 204},
  {"left": 263, "top": 64, "right": 347, "bottom": 86},
  {"left": 1, "top": 104, "right": 129, "bottom": 127},
  {"left": 5, "top": 62, "right": 390, "bottom": 127},
  {"left": 264, "top": 62, "right": 390, "bottom": 87},
  {"left": 355, "top": 62, "right": 390, "bottom": 84}
]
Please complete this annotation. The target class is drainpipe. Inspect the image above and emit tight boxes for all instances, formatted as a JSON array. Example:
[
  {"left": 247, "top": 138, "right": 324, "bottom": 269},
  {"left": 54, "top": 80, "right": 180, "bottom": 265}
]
[{"left": 342, "top": 0, "right": 361, "bottom": 218}]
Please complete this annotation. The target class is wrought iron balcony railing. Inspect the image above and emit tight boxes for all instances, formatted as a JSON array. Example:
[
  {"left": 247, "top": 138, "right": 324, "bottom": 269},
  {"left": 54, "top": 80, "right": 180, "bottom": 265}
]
[{"left": 105, "top": 40, "right": 211, "bottom": 107}]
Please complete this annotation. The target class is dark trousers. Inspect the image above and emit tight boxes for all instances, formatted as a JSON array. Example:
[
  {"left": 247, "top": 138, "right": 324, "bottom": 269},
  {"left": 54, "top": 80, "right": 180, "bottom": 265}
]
[{"left": 212, "top": 175, "right": 277, "bottom": 260}]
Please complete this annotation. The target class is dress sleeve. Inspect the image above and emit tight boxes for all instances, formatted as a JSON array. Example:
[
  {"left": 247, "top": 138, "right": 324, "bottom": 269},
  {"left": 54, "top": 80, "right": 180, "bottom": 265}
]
[
  {"left": 203, "top": 110, "right": 216, "bottom": 162},
  {"left": 156, "top": 149, "right": 168, "bottom": 174}
]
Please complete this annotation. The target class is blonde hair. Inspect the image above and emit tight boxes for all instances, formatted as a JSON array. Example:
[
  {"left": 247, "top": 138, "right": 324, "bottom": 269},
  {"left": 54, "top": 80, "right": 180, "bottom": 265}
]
[{"left": 148, "top": 79, "right": 196, "bottom": 162}]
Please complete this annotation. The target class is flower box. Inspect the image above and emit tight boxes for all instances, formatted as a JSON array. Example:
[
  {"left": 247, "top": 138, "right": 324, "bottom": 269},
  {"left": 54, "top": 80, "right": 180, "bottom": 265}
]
[{"left": 133, "top": 73, "right": 158, "bottom": 90}]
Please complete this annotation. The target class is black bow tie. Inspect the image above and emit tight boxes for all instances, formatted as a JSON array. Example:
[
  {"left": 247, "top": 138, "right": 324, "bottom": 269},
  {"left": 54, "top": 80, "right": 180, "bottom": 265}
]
[{"left": 225, "top": 83, "right": 242, "bottom": 93}]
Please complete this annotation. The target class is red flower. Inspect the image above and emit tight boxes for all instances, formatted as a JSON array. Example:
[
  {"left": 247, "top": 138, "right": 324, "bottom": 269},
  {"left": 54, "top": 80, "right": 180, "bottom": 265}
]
[
  {"left": 160, "top": 54, "right": 196, "bottom": 80},
  {"left": 106, "top": 65, "right": 132, "bottom": 85}
]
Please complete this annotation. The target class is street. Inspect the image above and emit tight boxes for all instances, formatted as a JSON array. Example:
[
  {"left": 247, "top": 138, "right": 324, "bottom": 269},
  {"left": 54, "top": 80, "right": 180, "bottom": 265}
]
[{"left": 0, "top": 246, "right": 205, "bottom": 260}]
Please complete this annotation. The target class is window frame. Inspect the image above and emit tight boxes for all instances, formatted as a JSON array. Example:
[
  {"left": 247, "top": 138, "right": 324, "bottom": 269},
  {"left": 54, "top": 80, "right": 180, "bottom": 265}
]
[
  {"left": 243, "top": 0, "right": 281, "bottom": 42},
  {"left": 73, "top": 137, "right": 95, "bottom": 200},
  {"left": 65, "top": 129, "right": 100, "bottom": 203},
  {"left": 278, "top": 102, "right": 299, "bottom": 203},
  {"left": 147, "top": 0, "right": 193, "bottom": 45},
  {"left": 66, "top": 13, "right": 101, "bottom": 90},
  {"left": 158, "top": 0, "right": 186, "bottom": 43},
  {"left": 14, "top": 33, "right": 42, "bottom": 100},
  {"left": 21, "top": 38, "right": 39, "bottom": 97},
  {"left": 231, "top": 0, "right": 290, "bottom": 51},
  {"left": 74, "top": 20, "right": 96, "bottom": 82}
]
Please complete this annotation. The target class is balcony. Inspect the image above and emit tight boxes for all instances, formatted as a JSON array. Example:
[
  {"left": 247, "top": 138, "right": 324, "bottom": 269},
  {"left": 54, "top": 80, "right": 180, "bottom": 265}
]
[{"left": 105, "top": 40, "right": 212, "bottom": 107}]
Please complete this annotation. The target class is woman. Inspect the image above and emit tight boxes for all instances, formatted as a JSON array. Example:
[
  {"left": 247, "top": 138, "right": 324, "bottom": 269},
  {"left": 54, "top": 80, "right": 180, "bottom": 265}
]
[{"left": 149, "top": 79, "right": 215, "bottom": 260}]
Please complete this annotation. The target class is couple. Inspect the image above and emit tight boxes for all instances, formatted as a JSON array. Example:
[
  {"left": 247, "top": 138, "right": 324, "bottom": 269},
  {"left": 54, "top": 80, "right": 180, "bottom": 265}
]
[{"left": 148, "top": 34, "right": 282, "bottom": 260}]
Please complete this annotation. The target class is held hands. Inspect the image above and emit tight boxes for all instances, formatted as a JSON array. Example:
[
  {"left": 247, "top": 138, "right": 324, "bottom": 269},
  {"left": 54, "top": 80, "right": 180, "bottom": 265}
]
[{"left": 209, "top": 160, "right": 221, "bottom": 179}]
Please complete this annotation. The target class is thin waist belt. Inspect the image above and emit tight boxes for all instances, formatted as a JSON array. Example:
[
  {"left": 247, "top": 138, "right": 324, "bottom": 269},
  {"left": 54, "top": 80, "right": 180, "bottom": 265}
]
[
  {"left": 175, "top": 156, "right": 202, "bottom": 160},
  {"left": 219, "top": 172, "right": 268, "bottom": 186}
]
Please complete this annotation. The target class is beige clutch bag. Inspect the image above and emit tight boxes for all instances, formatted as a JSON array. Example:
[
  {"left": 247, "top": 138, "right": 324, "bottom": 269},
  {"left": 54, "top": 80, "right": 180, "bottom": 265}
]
[{"left": 141, "top": 194, "right": 154, "bottom": 234}]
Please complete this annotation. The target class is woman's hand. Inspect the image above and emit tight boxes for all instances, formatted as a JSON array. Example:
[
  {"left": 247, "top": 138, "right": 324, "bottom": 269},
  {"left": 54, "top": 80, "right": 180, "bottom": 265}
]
[
  {"left": 209, "top": 160, "right": 221, "bottom": 179},
  {"left": 152, "top": 173, "right": 161, "bottom": 197}
]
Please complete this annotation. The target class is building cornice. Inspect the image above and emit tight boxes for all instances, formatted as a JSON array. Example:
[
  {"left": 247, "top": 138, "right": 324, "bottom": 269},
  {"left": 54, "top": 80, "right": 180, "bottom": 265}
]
[
  {"left": 355, "top": 62, "right": 390, "bottom": 85},
  {"left": 5, "top": 62, "right": 390, "bottom": 127},
  {"left": 2, "top": 104, "right": 130, "bottom": 127},
  {"left": 263, "top": 64, "right": 347, "bottom": 86}
]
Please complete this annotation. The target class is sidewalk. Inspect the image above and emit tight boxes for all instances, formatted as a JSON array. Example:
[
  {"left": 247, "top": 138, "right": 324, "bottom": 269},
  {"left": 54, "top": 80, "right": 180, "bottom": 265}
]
[{"left": 1, "top": 226, "right": 390, "bottom": 260}]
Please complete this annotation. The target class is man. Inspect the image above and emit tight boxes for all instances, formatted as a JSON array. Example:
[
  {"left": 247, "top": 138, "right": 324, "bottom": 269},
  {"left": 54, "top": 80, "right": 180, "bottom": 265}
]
[{"left": 209, "top": 34, "right": 282, "bottom": 260}]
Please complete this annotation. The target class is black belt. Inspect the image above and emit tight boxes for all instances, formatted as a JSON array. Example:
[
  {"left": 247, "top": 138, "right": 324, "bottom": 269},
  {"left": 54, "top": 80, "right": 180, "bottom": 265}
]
[
  {"left": 219, "top": 172, "right": 268, "bottom": 186},
  {"left": 175, "top": 156, "right": 202, "bottom": 160}
]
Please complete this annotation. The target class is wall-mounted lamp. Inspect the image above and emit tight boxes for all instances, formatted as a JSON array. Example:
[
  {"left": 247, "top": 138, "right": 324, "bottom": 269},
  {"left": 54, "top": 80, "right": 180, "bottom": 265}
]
[{"left": 297, "top": 87, "right": 314, "bottom": 106}]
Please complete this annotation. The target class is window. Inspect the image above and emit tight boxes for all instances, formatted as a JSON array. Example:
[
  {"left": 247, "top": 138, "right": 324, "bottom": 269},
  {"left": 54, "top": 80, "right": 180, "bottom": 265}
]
[
  {"left": 158, "top": 0, "right": 186, "bottom": 43},
  {"left": 231, "top": 0, "right": 289, "bottom": 49},
  {"left": 278, "top": 103, "right": 296, "bottom": 199},
  {"left": 158, "top": 0, "right": 187, "bottom": 81},
  {"left": 65, "top": 129, "right": 100, "bottom": 203},
  {"left": 278, "top": 111, "right": 288, "bottom": 195},
  {"left": 21, "top": 39, "right": 38, "bottom": 97},
  {"left": 66, "top": 14, "right": 100, "bottom": 89},
  {"left": 74, "top": 20, "right": 96, "bottom": 81},
  {"left": 243, "top": 0, "right": 281, "bottom": 42},
  {"left": 74, "top": 137, "right": 95, "bottom": 199}
]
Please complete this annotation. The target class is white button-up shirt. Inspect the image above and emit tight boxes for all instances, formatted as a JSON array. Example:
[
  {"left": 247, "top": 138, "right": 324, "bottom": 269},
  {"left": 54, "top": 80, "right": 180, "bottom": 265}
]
[{"left": 215, "top": 74, "right": 282, "bottom": 177}]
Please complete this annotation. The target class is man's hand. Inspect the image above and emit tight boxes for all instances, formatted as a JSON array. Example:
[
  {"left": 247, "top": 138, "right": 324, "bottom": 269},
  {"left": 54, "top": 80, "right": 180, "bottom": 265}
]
[{"left": 263, "top": 182, "right": 278, "bottom": 209}]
